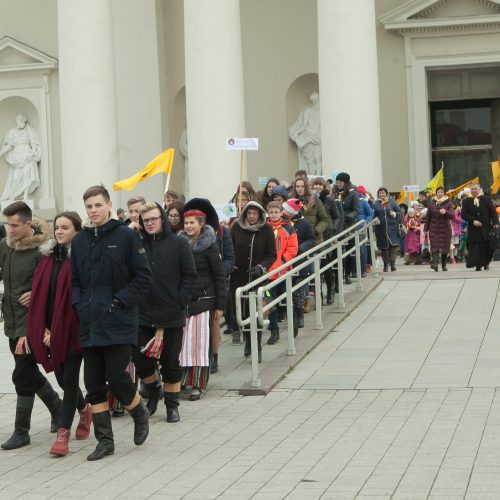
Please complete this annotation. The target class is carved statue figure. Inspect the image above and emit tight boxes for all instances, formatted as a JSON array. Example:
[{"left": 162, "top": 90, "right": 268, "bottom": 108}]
[
  {"left": 0, "top": 114, "right": 41, "bottom": 201},
  {"left": 179, "top": 128, "right": 189, "bottom": 197},
  {"left": 288, "top": 92, "right": 322, "bottom": 175}
]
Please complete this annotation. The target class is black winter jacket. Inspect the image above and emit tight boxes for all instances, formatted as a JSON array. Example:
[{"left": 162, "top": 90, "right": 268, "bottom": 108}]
[
  {"left": 71, "top": 219, "right": 153, "bottom": 348},
  {"left": 139, "top": 205, "right": 198, "bottom": 329},
  {"left": 336, "top": 184, "right": 360, "bottom": 227},
  {"left": 179, "top": 225, "right": 227, "bottom": 317}
]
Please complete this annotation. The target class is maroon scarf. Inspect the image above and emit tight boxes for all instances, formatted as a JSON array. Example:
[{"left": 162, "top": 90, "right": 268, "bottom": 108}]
[{"left": 27, "top": 255, "right": 79, "bottom": 373}]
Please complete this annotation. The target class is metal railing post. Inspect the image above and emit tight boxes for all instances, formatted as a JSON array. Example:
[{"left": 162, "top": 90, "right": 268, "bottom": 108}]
[
  {"left": 286, "top": 274, "right": 295, "bottom": 355},
  {"left": 314, "top": 258, "right": 323, "bottom": 330},
  {"left": 336, "top": 241, "right": 345, "bottom": 308},
  {"left": 248, "top": 291, "right": 261, "bottom": 388},
  {"left": 354, "top": 232, "right": 363, "bottom": 292},
  {"left": 368, "top": 224, "right": 379, "bottom": 278}
]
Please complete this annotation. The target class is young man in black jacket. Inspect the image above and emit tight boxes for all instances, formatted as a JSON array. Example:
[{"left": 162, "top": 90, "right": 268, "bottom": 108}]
[
  {"left": 71, "top": 185, "right": 153, "bottom": 461},
  {"left": 133, "top": 202, "right": 198, "bottom": 422}
]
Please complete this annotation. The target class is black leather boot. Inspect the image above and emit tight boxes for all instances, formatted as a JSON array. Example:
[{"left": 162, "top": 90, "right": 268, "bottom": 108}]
[
  {"left": 381, "top": 249, "right": 389, "bottom": 272},
  {"left": 210, "top": 353, "right": 219, "bottom": 374},
  {"left": 441, "top": 254, "right": 448, "bottom": 271},
  {"left": 1, "top": 395, "right": 34, "bottom": 450},
  {"left": 431, "top": 252, "right": 439, "bottom": 272},
  {"left": 326, "top": 288, "right": 335, "bottom": 305},
  {"left": 294, "top": 307, "right": 304, "bottom": 328},
  {"left": 128, "top": 399, "right": 149, "bottom": 445},
  {"left": 36, "top": 381, "right": 62, "bottom": 433},
  {"left": 267, "top": 329, "right": 279, "bottom": 345},
  {"left": 164, "top": 392, "right": 180, "bottom": 423},
  {"left": 145, "top": 380, "right": 162, "bottom": 417},
  {"left": 243, "top": 332, "right": 251, "bottom": 357},
  {"left": 87, "top": 410, "right": 115, "bottom": 461},
  {"left": 257, "top": 332, "right": 262, "bottom": 363}
]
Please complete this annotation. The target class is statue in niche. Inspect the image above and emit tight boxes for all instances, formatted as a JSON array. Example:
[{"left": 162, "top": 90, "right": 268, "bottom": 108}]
[
  {"left": 288, "top": 92, "right": 322, "bottom": 176},
  {"left": 179, "top": 128, "right": 189, "bottom": 197},
  {"left": 0, "top": 113, "right": 41, "bottom": 201}
]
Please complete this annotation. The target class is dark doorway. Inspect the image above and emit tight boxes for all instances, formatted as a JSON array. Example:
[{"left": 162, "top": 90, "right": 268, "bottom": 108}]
[{"left": 430, "top": 99, "right": 493, "bottom": 191}]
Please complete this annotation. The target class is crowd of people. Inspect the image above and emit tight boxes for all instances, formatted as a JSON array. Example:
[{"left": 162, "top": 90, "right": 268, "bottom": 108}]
[{"left": 0, "top": 171, "right": 498, "bottom": 462}]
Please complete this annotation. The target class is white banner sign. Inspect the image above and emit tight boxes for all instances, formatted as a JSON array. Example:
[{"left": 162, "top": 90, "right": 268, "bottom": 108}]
[
  {"left": 214, "top": 203, "right": 237, "bottom": 221},
  {"left": 225, "top": 137, "right": 259, "bottom": 151},
  {"left": 403, "top": 184, "right": 420, "bottom": 192}
]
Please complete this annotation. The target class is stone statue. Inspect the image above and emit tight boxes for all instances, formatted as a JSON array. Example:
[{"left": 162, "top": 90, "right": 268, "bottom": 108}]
[
  {"left": 0, "top": 114, "right": 41, "bottom": 201},
  {"left": 288, "top": 92, "right": 322, "bottom": 175},
  {"left": 179, "top": 128, "right": 189, "bottom": 197}
]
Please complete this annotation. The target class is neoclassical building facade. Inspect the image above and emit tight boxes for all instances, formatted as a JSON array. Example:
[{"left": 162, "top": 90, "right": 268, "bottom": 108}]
[{"left": 1, "top": 0, "right": 500, "bottom": 217}]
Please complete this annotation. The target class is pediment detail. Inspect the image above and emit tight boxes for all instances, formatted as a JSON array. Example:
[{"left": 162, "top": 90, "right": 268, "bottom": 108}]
[
  {"left": 380, "top": 0, "right": 500, "bottom": 32},
  {"left": 0, "top": 36, "right": 57, "bottom": 72}
]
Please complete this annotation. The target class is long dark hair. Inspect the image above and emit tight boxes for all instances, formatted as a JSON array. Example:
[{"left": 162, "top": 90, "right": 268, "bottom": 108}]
[{"left": 53, "top": 211, "right": 83, "bottom": 233}]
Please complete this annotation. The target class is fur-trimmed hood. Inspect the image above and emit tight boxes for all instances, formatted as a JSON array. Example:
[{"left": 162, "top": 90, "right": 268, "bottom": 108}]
[
  {"left": 39, "top": 238, "right": 72, "bottom": 258},
  {"left": 6, "top": 215, "right": 51, "bottom": 251},
  {"left": 237, "top": 201, "right": 267, "bottom": 232},
  {"left": 179, "top": 224, "right": 216, "bottom": 253}
]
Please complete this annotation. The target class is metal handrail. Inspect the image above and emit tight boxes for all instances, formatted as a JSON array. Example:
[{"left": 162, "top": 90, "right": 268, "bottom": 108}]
[{"left": 236, "top": 218, "right": 379, "bottom": 388}]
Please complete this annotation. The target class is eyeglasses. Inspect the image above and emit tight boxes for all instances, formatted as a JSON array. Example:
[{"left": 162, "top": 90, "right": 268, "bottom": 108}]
[
  {"left": 168, "top": 214, "right": 180, "bottom": 220},
  {"left": 143, "top": 216, "right": 162, "bottom": 225}
]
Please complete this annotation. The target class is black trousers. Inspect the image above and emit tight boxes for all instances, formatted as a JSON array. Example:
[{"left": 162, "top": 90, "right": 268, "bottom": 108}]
[
  {"left": 9, "top": 338, "right": 48, "bottom": 396},
  {"left": 132, "top": 326, "right": 183, "bottom": 384},
  {"left": 82, "top": 344, "right": 136, "bottom": 406},
  {"left": 54, "top": 352, "right": 86, "bottom": 429}
]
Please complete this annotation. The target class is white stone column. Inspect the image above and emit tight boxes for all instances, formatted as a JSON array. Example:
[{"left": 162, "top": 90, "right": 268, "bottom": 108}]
[
  {"left": 318, "top": 0, "right": 383, "bottom": 191},
  {"left": 184, "top": 0, "right": 246, "bottom": 203},
  {"left": 58, "top": 0, "right": 120, "bottom": 211}
]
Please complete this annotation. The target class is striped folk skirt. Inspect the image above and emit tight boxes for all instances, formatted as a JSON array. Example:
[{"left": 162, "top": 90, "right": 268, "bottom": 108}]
[{"left": 180, "top": 311, "right": 211, "bottom": 390}]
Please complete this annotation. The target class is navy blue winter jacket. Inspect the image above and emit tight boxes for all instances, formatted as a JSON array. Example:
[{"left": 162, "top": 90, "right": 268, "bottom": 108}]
[{"left": 71, "top": 219, "right": 153, "bottom": 347}]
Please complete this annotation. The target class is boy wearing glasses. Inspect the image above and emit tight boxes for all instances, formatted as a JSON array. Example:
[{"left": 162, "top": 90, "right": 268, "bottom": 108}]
[{"left": 133, "top": 201, "right": 197, "bottom": 422}]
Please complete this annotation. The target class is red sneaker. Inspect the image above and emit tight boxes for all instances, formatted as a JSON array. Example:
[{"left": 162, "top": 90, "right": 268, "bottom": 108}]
[
  {"left": 75, "top": 404, "right": 93, "bottom": 440},
  {"left": 50, "top": 428, "right": 70, "bottom": 456}
]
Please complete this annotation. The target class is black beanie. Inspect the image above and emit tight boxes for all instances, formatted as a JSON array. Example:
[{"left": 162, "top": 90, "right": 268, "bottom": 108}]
[{"left": 336, "top": 172, "right": 350, "bottom": 183}]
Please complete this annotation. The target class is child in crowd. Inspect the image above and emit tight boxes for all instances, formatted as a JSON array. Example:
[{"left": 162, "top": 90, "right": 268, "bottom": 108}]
[
  {"left": 450, "top": 200, "right": 463, "bottom": 264},
  {"left": 404, "top": 207, "right": 421, "bottom": 265},
  {"left": 265, "top": 201, "right": 298, "bottom": 344}
]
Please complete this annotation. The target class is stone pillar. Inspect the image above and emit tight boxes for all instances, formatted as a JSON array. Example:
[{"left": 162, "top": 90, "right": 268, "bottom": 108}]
[
  {"left": 317, "top": 0, "right": 383, "bottom": 191},
  {"left": 184, "top": 0, "right": 246, "bottom": 203},
  {"left": 58, "top": 0, "right": 120, "bottom": 211},
  {"left": 491, "top": 99, "right": 500, "bottom": 161}
]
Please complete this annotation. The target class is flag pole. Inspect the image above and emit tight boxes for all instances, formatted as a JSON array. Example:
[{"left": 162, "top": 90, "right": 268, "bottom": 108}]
[
  {"left": 238, "top": 150, "right": 244, "bottom": 212},
  {"left": 164, "top": 173, "right": 171, "bottom": 195}
]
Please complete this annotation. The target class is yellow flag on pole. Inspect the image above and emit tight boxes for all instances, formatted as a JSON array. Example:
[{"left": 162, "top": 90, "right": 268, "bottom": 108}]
[
  {"left": 425, "top": 166, "right": 444, "bottom": 194},
  {"left": 396, "top": 190, "right": 406, "bottom": 205},
  {"left": 490, "top": 160, "right": 500, "bottom": 195},
  {"left": 113, "top": 149, "right": 175, "bottom": 192},
  {"left": 446, "top": 177, "right": 479, "bottom": 199}
]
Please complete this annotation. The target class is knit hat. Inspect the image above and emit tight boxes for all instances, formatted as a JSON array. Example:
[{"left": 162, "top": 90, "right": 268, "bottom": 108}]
[
  {"left": 271, "top": 184, "right": 289, "bottom": 200},
  {"left": 408, "top": 207, "right": 415, "bottom": 215},
  {"left": 282, "top": 198, "right": 303, "bottom": 216},
  {"left": 357, "top": 185, "right": 366, "bottom": 196},
  {"left": 336, "top": 172, "right": 350, "bottom": 183}
]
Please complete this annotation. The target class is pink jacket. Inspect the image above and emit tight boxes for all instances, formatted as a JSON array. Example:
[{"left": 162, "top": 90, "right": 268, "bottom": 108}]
[{"left": 451, "top": 209, "right": 463, "bottom": 237}]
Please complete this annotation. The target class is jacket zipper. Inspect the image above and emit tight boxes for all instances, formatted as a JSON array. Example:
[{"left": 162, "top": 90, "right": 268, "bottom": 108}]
[{"left": 8, "top": 248, "right": 16, "bottom": 334}]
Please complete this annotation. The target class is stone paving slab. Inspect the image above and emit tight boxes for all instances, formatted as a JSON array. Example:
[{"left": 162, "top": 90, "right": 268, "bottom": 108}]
[{"left": 1, "top": 260, "right": 500, "bottom": 498}]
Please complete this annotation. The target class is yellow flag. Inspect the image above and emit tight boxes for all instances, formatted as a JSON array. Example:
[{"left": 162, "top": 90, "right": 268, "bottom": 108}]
[
  {"left": 490, "top": 160, "right": 500, "bottom": 195},
  {"left": 425, "top": 166, "right": 444, "bottom": 194},
  {"left": 396, "top": 190, "right": 406, "bottom": 205},
  {"left": 113, "top": 149, "right": 175, "bottom": 192},
  {"left": 446, "top": 177, "right": 479, "bottom": 199}
]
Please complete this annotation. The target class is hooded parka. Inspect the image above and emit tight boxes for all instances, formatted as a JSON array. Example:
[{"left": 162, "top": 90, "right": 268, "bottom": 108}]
[
  {"left": 71, "top": 218, "right": 152, "bottom": 348},
  {"left": 0, "top": 216, "right": 50, "bottom": 339},
  {"left": 139, "top": 203, "right": 198, "bottom": 329}
]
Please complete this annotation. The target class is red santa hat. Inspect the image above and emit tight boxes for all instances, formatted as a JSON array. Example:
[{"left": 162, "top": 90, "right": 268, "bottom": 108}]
[{"left": 282, "top": 198, "right": 303, "bottom": 215}]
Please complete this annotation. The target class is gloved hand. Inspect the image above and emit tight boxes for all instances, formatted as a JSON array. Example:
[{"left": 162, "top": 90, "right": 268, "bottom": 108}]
[
  {"left": 389, "top": 211, "right": 396, "bottom": 218},
  {"left": 248, "top": 265, "right": 264, "bottom": 281}
]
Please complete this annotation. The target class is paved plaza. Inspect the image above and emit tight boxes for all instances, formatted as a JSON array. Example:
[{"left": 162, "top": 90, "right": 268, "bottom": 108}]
[{"left": 1, "top": 262, "right": 500, "bottom": 499}]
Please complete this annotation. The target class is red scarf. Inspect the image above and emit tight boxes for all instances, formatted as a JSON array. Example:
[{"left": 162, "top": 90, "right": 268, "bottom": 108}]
[{"left": 27, "top": 256, "right": 80, "bottom": 373}]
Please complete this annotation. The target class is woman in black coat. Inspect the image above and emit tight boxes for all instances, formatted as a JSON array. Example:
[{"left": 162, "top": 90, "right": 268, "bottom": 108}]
[
  {"left": 373, "top": 187, "right": 401, "bottom": 272},
  {"left": 229, "top": 201, "right": 277, "bottom": 360},
  {"left": 178, "top": 209, "right": 226, "bottom": 400}
]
